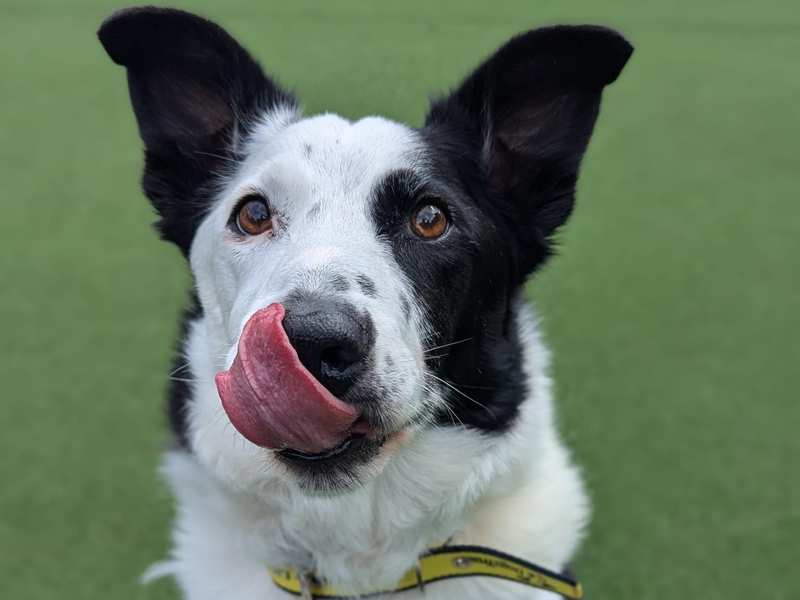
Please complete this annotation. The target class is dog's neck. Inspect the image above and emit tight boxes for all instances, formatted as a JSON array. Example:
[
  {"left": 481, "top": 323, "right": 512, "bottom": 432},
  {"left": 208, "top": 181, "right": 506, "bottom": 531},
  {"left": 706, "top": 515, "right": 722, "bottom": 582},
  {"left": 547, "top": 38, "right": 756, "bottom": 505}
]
[{"left": 163, "top": 301, "right": 587, "bottom": 595}]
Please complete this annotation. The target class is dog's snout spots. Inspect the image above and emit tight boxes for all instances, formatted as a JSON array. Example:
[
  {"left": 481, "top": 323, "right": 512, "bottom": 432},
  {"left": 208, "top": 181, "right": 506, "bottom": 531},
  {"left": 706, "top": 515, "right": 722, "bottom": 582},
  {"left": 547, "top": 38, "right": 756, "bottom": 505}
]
[
  {"left": 307, "top": 203, "right": 321, "bottom": 221},
  {"left": 330, "top": 274, "right": 351, "bottom": 293},
  {"left": 384, "top": 354, "right": 394, "bottom": 369},
  {"left": 356, "top": 274, "right": 378, "bottom": 298}
]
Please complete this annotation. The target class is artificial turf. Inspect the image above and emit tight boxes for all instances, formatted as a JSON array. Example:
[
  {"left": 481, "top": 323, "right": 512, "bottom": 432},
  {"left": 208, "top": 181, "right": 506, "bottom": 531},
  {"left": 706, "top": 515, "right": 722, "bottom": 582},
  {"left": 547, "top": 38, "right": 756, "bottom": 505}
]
[{"left": 1, "top": 0, "right": 798, "bottom": 598}]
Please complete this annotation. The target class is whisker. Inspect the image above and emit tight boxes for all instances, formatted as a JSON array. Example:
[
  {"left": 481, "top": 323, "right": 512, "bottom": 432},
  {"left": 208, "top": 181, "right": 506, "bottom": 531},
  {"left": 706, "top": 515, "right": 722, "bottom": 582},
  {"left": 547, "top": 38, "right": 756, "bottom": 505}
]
[
  {"left": 424, "top": 372, "right": 497, "bottom": 420},
  {"left": 414, "top": 379, "right": 466, "bottom": 432},
  {"left": 194, "top": 150, "right": 240, "bottom": 164},
  {"left": 440, "top": 402, "right": 467, "bottom": 431},
  {"left": 423, "top": 338, "right": 473, "bottom": 354},
  {"left": 454, "top": 383, "right": 502, "bottom": 391},
  {"left": 169, "top": 363, "right": 192, "bottom": 377},
  {"left": 390, "top": 353, "right": 449, "bottom": 365},
  {"left": 168, "top": 376, "right": 203, "bottom": 384}
]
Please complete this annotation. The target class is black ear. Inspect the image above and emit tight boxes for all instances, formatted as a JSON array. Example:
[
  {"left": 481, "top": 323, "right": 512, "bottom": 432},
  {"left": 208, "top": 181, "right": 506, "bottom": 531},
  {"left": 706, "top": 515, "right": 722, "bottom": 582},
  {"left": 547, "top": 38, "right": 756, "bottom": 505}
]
[
  {"left": 98, "top": 7, "right": 297, "bottom": 254},
  {"left": 425, "top": 26, "right": 632, "bottom": 272}
]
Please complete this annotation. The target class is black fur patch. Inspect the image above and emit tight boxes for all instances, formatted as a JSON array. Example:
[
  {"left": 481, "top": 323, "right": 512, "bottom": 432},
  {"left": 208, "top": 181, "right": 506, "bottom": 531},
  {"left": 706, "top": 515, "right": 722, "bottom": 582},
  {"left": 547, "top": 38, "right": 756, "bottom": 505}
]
[
  {"left": 424, "top": 25, "right": 632, "bottom": 273},
  {"left": 166, "top": 293, "right": 203, "bottom": 448},
  {"left": 371, "top": 168, "right": 527, "bottom": 432},
  {"left": 98, "top": 7, "right": 297, "bottom": 256},
  {"left": 371, "top": 27, "right": 631, "bottom": 433}
]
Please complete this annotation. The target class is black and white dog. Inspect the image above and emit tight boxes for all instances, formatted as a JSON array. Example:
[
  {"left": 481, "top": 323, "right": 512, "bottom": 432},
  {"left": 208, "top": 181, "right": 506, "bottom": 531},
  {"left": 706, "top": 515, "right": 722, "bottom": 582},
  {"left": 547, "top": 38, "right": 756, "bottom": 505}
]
[{"left": 98, "top": 7, "right": 631, "bottom": 599}]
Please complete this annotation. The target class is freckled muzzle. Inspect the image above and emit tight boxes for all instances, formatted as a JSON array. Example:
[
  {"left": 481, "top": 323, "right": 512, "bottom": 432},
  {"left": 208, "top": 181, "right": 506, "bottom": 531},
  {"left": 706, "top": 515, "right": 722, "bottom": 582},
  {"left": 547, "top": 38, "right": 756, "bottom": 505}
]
[{"left": 214, "top": 303, "right": 371, "bottom": 455}]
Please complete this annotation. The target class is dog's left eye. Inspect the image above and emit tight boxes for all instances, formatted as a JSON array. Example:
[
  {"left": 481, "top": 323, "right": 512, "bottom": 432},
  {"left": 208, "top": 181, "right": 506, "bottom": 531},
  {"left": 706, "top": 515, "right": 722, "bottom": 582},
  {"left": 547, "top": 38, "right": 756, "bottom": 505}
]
[{"left": 235, "top": 197, "right": 273, "bottom": 236}]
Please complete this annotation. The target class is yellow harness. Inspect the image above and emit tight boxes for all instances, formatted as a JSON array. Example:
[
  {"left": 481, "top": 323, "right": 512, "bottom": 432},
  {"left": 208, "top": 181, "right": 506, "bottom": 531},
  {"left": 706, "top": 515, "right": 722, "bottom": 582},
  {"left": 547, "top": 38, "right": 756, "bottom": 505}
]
[{"left": 268, "top": 544, "right": 582, "bottom": 599}]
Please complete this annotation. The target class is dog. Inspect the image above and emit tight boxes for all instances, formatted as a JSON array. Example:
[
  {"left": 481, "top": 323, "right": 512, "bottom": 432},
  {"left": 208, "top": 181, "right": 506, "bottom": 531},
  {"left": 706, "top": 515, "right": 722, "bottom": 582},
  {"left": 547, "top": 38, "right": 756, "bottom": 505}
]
[{"left": 98, "top": 7, "right": 631, "bottom": 599}]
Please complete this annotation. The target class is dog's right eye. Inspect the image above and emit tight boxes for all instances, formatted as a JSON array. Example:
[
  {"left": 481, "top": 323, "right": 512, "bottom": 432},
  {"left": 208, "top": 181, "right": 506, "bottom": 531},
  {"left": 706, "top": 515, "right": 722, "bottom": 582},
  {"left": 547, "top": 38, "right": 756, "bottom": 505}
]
[
  {"left": 411, "top": 203, "right": 448, "bottom": 239},
  {"left": 234, "top": 197, "right": 273, "bottom": 236}
]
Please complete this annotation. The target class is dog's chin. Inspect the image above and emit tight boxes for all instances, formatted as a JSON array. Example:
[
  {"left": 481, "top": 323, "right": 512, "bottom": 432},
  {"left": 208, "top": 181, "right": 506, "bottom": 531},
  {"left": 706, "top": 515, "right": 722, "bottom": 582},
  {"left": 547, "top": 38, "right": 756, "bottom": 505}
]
[{"left": 273, "top": 428, "right": 411, "bottom": 496}]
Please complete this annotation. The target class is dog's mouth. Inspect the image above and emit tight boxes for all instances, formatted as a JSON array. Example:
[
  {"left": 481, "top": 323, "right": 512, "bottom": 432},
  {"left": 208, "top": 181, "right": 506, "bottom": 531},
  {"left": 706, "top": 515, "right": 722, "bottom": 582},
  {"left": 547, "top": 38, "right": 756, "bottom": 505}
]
[
  {"left": 214, "top": 303, "right": 383, "bottom": 459},
  {"left": 277, "top": 431, "right": 368, "bottom": 463}
]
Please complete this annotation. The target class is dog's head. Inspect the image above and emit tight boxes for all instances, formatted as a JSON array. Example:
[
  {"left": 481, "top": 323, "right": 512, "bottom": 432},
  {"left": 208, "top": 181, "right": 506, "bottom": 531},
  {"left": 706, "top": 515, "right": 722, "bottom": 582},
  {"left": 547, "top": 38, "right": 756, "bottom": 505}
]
[{"left": 99, "top": 8, "right": 631, "bottom": 494}]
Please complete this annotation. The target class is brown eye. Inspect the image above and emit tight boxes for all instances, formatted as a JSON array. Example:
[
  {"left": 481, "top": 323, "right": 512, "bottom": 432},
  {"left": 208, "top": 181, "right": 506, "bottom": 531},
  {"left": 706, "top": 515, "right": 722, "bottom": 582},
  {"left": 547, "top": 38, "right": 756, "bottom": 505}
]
[
  {"left": 236, "top": 197, "right": 272, "bottom": 236},
  {"left": 411, "top": 204, "right": 448, "bottom": 239}
]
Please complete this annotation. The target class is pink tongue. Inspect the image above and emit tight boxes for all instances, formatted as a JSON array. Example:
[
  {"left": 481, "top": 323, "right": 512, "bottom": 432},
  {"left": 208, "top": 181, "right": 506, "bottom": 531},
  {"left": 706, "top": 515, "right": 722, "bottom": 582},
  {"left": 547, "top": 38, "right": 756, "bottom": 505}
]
[{"left": 215, "top": 303, "right": 360, "bottom": 454}]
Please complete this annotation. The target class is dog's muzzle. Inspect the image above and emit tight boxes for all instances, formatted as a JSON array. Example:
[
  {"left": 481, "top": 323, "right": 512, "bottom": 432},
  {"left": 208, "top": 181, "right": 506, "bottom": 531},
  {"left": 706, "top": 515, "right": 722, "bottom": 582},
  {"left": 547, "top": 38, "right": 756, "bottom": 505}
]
[{"left": 214, "top": 303, "right": 371, "bottom": 454}]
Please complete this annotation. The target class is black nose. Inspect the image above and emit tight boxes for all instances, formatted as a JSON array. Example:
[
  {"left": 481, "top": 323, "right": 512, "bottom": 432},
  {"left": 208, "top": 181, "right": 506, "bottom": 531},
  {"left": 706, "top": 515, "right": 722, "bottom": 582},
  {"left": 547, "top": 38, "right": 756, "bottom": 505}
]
[{"left": 282, "top": 299, "right": 374, "bottom": 398}]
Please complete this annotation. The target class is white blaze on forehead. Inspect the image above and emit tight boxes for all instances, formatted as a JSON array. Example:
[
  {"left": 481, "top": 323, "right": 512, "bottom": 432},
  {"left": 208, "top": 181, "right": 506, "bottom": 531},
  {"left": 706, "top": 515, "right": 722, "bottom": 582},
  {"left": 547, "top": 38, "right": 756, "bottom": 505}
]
[
  {"left": 241, "top": 114, "right": 422, "bottom": 276},
  {"left": 244, "top": 113, "right": 423, "bottom": 196}
]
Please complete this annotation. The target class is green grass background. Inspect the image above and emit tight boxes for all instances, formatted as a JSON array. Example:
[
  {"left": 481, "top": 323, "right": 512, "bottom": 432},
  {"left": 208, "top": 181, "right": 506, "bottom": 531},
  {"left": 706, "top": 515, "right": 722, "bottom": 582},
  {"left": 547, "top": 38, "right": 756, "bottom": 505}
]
[{"left": 1, "top": 0, "right": 798, "bottom": 598}]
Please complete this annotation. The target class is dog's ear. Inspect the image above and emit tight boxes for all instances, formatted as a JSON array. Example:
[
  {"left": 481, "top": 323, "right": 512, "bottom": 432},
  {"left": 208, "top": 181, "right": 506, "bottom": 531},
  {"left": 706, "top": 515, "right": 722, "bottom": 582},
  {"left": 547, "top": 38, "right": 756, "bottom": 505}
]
[
  {"left": 98, "top": 7, "right": 296, "bottom": 254},
  {"left": 425, "top": 26, "right": 632, "bottom": 272}
]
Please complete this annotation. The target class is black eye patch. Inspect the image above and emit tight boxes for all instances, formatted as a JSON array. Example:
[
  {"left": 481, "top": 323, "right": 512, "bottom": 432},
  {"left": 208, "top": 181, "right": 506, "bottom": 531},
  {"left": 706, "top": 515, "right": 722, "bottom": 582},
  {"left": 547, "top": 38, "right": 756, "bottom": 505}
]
[
  {"left": 369, "top": 163, "right": 528, "bottom": 435},
  {"left": 370, "top": 170, "right": 428, "bottom": 237}
]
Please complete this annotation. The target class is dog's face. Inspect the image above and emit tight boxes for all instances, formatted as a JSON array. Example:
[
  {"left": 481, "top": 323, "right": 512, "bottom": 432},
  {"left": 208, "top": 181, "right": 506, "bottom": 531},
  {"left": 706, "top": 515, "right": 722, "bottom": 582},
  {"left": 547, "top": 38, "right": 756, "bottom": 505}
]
[
  {"left": 193, "top": 115, "right": 470, "bottom": 490},
  {"left": 99, "top": 8, "right": 631, "bottom": 493}
]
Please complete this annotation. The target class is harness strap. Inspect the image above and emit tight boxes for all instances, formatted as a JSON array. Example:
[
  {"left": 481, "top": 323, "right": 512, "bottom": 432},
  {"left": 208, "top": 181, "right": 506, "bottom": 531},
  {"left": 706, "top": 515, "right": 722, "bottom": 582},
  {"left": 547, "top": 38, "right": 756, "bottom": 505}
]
[{"left": 268, "top": 544, "right": 583, "bottom": 599}]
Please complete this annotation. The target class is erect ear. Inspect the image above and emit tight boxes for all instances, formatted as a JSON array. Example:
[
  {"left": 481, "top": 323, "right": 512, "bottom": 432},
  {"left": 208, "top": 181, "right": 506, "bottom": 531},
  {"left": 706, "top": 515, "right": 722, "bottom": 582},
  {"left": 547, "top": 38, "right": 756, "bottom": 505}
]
[
  {"left": 98, "top": 7, "right": 297, "bottom": 254},
  {"left": 425, "top": 26, "right": 632, "bottom": 272}
]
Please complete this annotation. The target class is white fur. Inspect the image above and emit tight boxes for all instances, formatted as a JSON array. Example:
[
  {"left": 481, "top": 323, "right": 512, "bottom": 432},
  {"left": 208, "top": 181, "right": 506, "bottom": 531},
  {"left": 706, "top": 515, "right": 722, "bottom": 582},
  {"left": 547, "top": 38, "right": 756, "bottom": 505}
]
[{"left": 151, "top": 113, "right": 589, "bottom": 599}]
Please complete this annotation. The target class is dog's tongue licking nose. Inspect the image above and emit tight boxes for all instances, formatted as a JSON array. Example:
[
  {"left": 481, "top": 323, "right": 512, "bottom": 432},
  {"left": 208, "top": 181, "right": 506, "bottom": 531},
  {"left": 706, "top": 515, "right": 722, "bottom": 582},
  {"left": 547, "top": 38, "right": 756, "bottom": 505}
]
[{"left": 215, "top": 303, "right": 360, "bottom": 454}]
